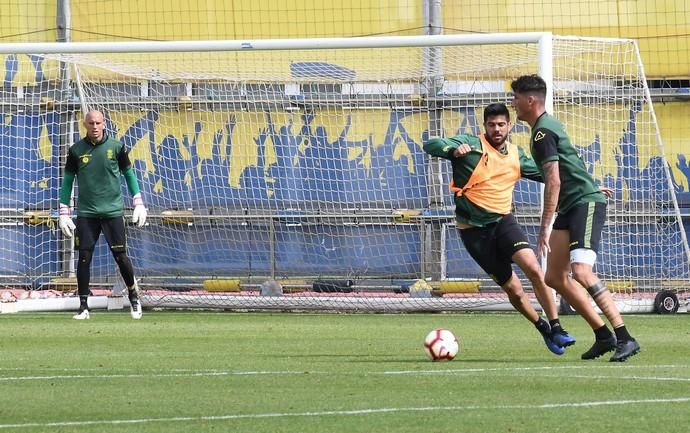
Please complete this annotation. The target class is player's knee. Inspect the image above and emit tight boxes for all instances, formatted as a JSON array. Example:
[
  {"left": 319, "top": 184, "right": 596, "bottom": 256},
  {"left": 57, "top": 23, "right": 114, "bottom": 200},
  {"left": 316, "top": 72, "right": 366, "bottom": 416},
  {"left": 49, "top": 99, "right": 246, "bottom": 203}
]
[
  {"left": 506, "top": 289, "right": 526, "bottom": 307},
  {"left": 113, "top": 250, "right": 131, "bottom": 266},
  {"left": 78, "top": 250, "right": 93, "bottom": 265},
  {"left": 500, "top": 276, "right": 523, "bottom": 297},
  {"left": 544, "top": 271, "right": 565, "bottom": 290},
  {"left": 570, "top": 261, "right": 596, "bottom": 286},
  {"left": 521, "top": 263, "right": 543, "bottom": 284}
]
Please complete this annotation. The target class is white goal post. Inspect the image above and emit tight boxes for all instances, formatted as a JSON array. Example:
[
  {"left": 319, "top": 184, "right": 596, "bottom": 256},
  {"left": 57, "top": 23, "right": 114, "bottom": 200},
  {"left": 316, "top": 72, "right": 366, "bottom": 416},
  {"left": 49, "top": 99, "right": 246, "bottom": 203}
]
[{"left": 0, "top": 32, "right": 688, "bottom": 313}]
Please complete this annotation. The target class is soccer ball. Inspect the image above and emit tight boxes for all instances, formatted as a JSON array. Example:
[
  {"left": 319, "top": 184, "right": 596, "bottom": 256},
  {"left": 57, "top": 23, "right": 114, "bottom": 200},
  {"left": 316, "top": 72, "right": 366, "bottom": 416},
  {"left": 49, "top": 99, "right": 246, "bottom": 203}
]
[{"left": 423, "top": 328, "right": 459, "bottom": 361}]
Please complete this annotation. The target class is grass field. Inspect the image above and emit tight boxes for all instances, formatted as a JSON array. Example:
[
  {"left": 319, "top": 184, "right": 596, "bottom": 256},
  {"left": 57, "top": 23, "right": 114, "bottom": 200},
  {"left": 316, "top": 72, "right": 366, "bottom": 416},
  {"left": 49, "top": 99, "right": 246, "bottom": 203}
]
[{"left": 1, "top": 311, "right": 689, "bottom": 432}]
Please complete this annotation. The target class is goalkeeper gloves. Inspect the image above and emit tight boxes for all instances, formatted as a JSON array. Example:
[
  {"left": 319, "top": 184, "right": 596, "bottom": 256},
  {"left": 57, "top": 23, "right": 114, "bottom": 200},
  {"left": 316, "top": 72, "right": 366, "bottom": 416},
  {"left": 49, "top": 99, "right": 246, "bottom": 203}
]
[
  {"left": 132, "top": 193, "right": 147, "bottom": 227},
  {"left": 58, "top": 204, "right": 76, "bottom": 238}
]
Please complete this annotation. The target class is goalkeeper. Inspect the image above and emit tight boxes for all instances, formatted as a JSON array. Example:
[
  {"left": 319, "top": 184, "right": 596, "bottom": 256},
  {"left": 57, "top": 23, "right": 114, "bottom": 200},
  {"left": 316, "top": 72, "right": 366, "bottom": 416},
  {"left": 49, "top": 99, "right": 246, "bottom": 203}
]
[
  {"left": 424, "top": 103, "right": 575, "bottom": 356},
  {"left": 58, "top": 110, "right": 147, "bottom": 320}
]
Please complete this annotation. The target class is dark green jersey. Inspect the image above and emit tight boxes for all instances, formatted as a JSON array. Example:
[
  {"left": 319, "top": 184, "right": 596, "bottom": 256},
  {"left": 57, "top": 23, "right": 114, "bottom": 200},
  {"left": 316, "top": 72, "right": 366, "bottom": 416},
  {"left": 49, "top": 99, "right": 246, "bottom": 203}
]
[
  {"left": 64, "top": 136, "right": 133, "bottom": 218},
  {"left": 424, "top": 133, "right": 542, "bottom": 227},
  {"left": 530, "top": 113, "right": 605, "bottom": 212}
]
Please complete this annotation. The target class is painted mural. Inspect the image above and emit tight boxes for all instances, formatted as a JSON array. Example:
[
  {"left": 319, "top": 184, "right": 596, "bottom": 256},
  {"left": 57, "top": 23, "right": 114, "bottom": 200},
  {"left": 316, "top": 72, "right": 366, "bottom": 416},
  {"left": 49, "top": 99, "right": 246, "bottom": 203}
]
[{"left": 4, "top": 103, "right": 687, "bottom": 210}]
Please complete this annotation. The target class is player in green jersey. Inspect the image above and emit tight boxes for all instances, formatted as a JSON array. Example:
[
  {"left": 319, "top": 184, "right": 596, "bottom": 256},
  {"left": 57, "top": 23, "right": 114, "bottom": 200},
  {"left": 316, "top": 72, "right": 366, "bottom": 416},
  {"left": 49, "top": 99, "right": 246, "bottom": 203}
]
[
  {"left": 58, "top": 110, "right": 147, "bottom": 320},
  {"left": 424, "top": 103, "right": 575, "bottom": 356},
  {"left": 511, "top": 74, "right": 640, "bottom": 362}
]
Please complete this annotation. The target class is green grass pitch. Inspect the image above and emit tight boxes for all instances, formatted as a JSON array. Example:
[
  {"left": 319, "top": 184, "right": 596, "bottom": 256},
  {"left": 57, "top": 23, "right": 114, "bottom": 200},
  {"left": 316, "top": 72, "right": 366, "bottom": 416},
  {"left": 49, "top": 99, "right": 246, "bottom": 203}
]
[{"left": 1, "top": 311, "right": 689, "bottom": 432}]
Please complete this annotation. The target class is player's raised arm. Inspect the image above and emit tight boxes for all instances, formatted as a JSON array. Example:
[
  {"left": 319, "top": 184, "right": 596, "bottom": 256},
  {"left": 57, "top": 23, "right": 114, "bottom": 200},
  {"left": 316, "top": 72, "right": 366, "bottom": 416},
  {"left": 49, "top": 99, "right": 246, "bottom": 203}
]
[{"left": 423, "top": 135, "right": 473, "bottom": 159}]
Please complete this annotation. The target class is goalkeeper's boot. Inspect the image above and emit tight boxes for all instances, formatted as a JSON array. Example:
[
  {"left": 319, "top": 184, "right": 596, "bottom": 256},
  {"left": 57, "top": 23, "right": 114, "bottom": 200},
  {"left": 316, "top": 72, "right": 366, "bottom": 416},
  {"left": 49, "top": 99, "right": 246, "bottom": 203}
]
[
  {"left": 609, "top": 338, "right": 640, "bottom": 362},
  {"left": 128, "top": 284, "right": 143, "bottom": 320},
  {"left": 73, "top": 309, "right": 90, "bottom": 320},
  {"left": 551, "top": 328, "right": 576, "bottom": 348},
  {"left": 581, "top": 335, "right": 617, "bottom": 360}
]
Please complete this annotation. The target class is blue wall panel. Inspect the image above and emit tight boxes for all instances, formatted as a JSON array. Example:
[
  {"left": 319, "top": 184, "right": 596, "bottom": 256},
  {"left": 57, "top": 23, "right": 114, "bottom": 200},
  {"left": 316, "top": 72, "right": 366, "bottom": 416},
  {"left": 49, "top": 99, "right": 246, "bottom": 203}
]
[
  {"left": 274, "top": 224, "right": 421, "bottom": 277},
  {"left": 0, "top": 112, "right": 60, "bottom": 209},
  {"left": 0, "top": 226, "right": 58, "bottom": 282}
]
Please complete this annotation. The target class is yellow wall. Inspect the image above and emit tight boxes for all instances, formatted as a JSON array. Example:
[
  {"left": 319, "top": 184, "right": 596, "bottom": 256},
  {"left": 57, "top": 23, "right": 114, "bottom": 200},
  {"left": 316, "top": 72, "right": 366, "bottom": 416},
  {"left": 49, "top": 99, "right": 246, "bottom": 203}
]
[
  {"left": 0, "top": 0, "right": 56, "bottom": 42},
  {"left": 68, "top": 0, "right": 422, "bottom": 41},
  {"left": 443, "top": 0, "right": 690, "bottom": 79},
  {"left": 2, "top": 1, "right": 687, "bottom": 78}
]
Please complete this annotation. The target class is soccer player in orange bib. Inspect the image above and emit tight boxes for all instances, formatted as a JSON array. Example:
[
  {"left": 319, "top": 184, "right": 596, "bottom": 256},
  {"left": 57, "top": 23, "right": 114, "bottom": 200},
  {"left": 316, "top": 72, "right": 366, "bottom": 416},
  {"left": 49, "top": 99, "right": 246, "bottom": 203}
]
[{"left": 424, "top": 102, "right": 574, "bottom": 356}]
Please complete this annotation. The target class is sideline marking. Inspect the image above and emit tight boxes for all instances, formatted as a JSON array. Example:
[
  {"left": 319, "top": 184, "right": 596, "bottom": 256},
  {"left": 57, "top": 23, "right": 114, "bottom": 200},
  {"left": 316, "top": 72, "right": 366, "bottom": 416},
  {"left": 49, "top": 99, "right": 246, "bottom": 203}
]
[
  {"left": 383, "top": 364, "right": 688, "bottom": 375},
  {"left": 562, "top": 374, "right": 690, "bottom": 382},
  {"left": 1, "top": 364, "right": 687, "bottom": 382},
  {"left": 0, "top": 371, "right": 305, "bottom": 381},
  {"left": 1, "top": 397, "right": 689, "bottom": 429}
]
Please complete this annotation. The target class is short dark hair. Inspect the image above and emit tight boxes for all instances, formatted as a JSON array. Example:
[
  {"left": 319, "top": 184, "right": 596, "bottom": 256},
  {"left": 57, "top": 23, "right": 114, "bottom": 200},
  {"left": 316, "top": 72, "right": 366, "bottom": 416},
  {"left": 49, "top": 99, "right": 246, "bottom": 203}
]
[
  {"left": 483, "top": 103, "right": 510, "bottom": 123},
  {"left": 510, "top": 74, "right": 547, "bottom": 98}
]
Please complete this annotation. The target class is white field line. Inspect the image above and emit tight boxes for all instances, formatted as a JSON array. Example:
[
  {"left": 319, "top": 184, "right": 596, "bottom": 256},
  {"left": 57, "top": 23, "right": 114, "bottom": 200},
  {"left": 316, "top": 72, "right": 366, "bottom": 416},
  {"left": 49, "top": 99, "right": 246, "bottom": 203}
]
[
  {"left": 383, "top": 364, "right": 690, "bottom": 375},
  {"left": 0, "top": 367, "right": 230, "bottom": 372},
  {"left": 0, "top": 371, "right": 303, "bottom": 381},
  {"left": 0, "top": 364, "right": 688, "bottom": 382},
  {"left": 0, "top": 397, "right": 689, "bottom": 430},
  {"left": 556, "top": 374, "right": 690, "bottom": 382}
]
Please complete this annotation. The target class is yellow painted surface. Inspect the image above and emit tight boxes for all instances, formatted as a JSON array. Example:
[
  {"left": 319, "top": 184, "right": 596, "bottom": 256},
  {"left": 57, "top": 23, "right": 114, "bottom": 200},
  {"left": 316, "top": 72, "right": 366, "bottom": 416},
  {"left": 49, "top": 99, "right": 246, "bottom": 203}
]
[
  {"left": 656, "top": 102, "right": 690, "bottom": 192},
  {"left": 0, "top": 0, "right": 55, "bottom": 42},
  {"left": 2, "top": 1, "right": 687, "bottom": 78},
  {"left": 443, "top": 0, "right": 690, "bottom": 78},
  {"left": 68, "top": 0, "right": 421, "bottom": 41}
]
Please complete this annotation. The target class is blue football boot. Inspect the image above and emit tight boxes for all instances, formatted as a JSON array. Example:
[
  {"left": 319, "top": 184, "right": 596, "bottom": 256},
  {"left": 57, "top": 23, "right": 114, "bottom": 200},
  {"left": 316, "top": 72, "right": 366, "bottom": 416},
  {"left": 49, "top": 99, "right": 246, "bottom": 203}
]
[
  {"left": 541, "top": 331, "right": 566, "bottom": 355},
  {"left": 551, "top": 328, "right": 576, "bottom": 348}
]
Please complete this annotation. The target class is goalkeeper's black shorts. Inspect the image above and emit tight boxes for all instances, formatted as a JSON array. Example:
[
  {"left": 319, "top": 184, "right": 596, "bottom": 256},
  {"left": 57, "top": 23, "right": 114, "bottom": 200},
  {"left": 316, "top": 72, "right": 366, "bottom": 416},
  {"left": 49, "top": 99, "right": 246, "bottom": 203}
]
[{"left": 74, "top": 215, "right": 128, "bottom": 253}]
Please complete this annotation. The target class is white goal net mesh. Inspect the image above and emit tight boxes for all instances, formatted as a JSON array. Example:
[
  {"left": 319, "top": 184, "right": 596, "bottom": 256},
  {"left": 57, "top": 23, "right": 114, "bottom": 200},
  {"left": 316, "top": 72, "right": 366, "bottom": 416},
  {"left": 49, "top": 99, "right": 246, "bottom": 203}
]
[{"left": 1, "top": 35, "right": 688, "bottom": 312}]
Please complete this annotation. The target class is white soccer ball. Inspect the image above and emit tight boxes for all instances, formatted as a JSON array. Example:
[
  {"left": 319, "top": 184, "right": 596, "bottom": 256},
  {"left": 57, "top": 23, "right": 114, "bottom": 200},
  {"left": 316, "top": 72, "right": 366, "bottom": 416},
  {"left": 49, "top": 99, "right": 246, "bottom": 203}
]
[{"left": 423, "top": 328, "right": 459, "bottom": 361}]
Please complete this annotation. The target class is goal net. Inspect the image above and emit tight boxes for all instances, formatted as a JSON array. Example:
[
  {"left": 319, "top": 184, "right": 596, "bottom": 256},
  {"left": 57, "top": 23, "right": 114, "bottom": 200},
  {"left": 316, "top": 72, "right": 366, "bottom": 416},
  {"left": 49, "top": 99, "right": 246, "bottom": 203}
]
[{"left": 1, "top": 33, "right": 688, "bottom": 312}]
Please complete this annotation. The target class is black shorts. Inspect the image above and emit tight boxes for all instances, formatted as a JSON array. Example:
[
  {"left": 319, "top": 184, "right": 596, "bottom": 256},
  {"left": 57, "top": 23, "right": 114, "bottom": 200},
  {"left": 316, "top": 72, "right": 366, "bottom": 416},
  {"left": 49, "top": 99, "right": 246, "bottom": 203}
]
[
  {"left": 75, "top": 216, "right": 128, "bottom": 253},
  {"left": 459, "top": 213, "right": 531, "bottom": 286},
  {"left": 552, "top": 201, "right": 606, "bottom": 252}
]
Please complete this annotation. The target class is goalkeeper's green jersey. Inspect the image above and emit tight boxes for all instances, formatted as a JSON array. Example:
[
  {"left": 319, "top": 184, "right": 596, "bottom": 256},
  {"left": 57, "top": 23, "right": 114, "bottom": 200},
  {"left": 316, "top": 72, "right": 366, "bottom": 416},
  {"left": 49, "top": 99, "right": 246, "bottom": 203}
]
[
  {"left": 529, "top": 113, "right": 605, "bottom": 213},
  {"left": 62, "top": 135, "right": 134, "bottom": 218},
  {"left": 424, "top": 133, "right": 542, "bottom": 227}
]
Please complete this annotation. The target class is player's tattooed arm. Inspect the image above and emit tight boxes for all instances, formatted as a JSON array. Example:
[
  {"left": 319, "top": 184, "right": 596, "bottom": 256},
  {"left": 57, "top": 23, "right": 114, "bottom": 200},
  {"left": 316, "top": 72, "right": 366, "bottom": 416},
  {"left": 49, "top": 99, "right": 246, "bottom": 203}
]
[{"left": 537, "top": 160, "right": 560, "bottom": 257}]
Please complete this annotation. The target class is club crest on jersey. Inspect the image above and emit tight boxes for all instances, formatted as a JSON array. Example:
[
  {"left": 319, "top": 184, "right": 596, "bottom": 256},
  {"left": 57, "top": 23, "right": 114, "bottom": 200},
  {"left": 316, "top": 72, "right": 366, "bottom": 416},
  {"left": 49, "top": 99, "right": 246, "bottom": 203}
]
[
  {"left": 534, "top": 131, "right": 546, "bottom": 141},
  {"left": 107, "top": 149, "right": 114, "bottom": 160}
]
